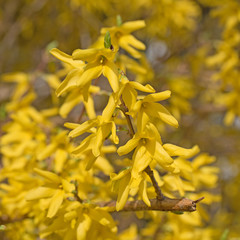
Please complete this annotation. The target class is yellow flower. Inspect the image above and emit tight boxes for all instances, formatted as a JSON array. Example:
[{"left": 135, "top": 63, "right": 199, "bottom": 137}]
[
  {"left": 65, "top": 115, "right": 119, "bottom": 157},
  {"left": 50, "top": 48, "right": 86, "bottom": 96},
  {"left": 72, "top": 47, "right": 119, "bottom": 92},
  {"left": 120, "top": 75, "right": 155, "bottom": 112},
  {"left": 111, "top": 168, "right": 151, "bottom": 211},
  {"left": 40, "top": 202, "right": 117, "bottom": 239},
  {"left": 101, "top": 20, "right": 146, "bottom": 59},
  {"left": 191, "top": 154, "right": 219, "bottom": 189},
  {"left": 59, "top": 85, "right": 99, "bottom": 119},
  {"left": 131, "top": 90, "right": 179, "bottom": 133},
  {"left": 118, "top": 123, "right": 178, "bottom": 177},
  {"left": 26, "top": 168, "right": 75, "bottom": 218},
  {"left": 72, "top": 144, "right": 115, "bottom": 173}
]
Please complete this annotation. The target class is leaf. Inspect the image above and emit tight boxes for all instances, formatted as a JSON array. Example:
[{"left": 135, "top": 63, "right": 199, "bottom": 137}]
[
  {"left": 104, "top": 31, "right": 112, "bottom": 49},
  {"left": 116, "top": 15, "right": 122, "bottom": 26},
  {"left": 220, "top": 229, "right": 229, "bottom": 240},
  {"left": 171, "top": 211, "right": 184, "bottom": 215}
]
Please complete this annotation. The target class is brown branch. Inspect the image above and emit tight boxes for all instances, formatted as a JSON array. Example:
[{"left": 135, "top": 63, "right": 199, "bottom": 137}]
[
  {"left": 119, "top": 96, "right": 164, "bottom": 200},
  {"left": 119, "top": 96, "right": 135, "bottom": 138},
  {"left": 97, "top": 197, "right": 204, "bottom": 212},
  {"left": 0, "top": 215, "right": 27, "bottom": 225},
  {"left": 144, "top": 166, "right": 164, "bottom": 200}
]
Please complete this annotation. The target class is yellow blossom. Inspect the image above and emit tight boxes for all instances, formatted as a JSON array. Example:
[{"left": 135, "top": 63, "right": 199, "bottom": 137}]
[
  {"left": 72, "top": 47, "right": 119, "bottom": 92},
  {"left": 26, "top": 168, "right": 75, "bottom": 218},
  {"left": 131, "top": 90, "right": 179, "bottom": 133},
  {"left": 101, "top": 20, "right": 146, "bottom": 59}
]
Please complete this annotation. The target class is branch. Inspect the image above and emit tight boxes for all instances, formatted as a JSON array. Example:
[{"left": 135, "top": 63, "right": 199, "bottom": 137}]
[
  {"left": 97, "top": 197, "right": 204, "bottom": 212},
  {"left": 144, "top": 166, "right": 164, "bottom": 200}
]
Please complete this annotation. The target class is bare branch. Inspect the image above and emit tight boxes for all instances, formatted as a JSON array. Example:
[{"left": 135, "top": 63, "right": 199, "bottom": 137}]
[{"left": 97, "top": 197, "right": 204, "bottom": 212}]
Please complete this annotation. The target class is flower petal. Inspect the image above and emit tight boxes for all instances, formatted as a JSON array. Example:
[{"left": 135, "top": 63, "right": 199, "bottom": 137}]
[
  {"left": 117, "top": 135, "right": 140, "bottom": 156},
  {"left": 121, "top": 20, "right": 146, "bottom": 33},
  {"left": 129, "top": 81, "right": 155, "bottom": 93},
  {"left": 163, "top": 144, "right": 200, "bottom": 158},
  {"left": 34, "top": 168, "right": 61, "bottom": 184},
  {"left": 50, "top": 48, "right": 84, "bottom": 68},
  {"left": 47, "top": 190, "right": 64, "bottom": 218},
  {"left": 143, "top": 90, "right": 171, "bottom": 102},
  {"left": 102, "top": 60, "right": 119, "bottom": 92},
  {"left": 72, "top": 48, "right": 100, "bottom": 62},
  {"left": 56, "top": 69, "right": 82, "bottom": 96},
  {"left": 26, "top": 187, "right": 55, "bottom": 200},
  {"left": 145, "top": 102, "right": 179, "bottom": 128},
  {"left": 116, "top": 174, "right": 131, "bottom": 211},
  {"left": 68, "top": 119, "right": 97, "bottom": 138},
  {"left": 76, "top": 62, "right": 103, "bottom": 87},
  {"left": 139, "top": 179, "right": 151, "bottom": 207}
]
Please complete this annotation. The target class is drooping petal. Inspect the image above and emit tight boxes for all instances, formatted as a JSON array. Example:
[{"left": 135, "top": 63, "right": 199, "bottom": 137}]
[
  {"left": 117, "top": 135, "right": 140, "bottom": 156},
  {"left": 116, "top": 174, "right": 131, "bottom": 211},
  {"left": 102, "top": 94, "right": 116, "bottom": 121},
  {"left": 122, "top": 85, "right": 137, "bottom": 111},
  {"left": 129, "top": 81, "right": 155, "bottom": 93},
  {"left": 68, "top": 119, "right": 97, "bottom": 138},
  {"left": 111, "top": 121, "right": 119, "bottom": 144},
  {"left": 26, "top": 187, "right": 56, "bottom": 200},
  {"left": 64, "top": 122, "right": 81, "bottom": 129},
  {"left": 76, "top": 214, "right": 92, "bottom": 240},
  {"left": 47, "top": 190, "right": 64, "bottom": 218},
  {"left": 72, "top": 134, "right": 94, "bottom": 154},
  {"left": 93, "top": 127, "right": 104, "bottom": 157},
  {"left": 143, "top": 90, "right": 171, "bottom": 102},
  {"left": 145, "top": 102, "right": 179, "bottom": 128},
  {"left": 56, "top": 69, "right": 82, "bottom": 96},
  {"left": 34, "top": 168, "right": 61, "bottom": 184},
  {"left": 120, "top": 35, "right": 146, "bottom": 50},
  {"left": 61, "top": 179, "right": 75, "bottom": 193},
  {"left": 50, "top": 48, "right": 85, "bottom": 68},
  {"left": 94, "top": 155, "right": 114, "bottom": 174},
  {"left": 59, "top": 90, "right": 82, "bottom": 118},
  {"left": 72, "top": 48, "right": 100, "bottom": 62},
  {"left": 54, "top": 148, "right": 68, "bottom": 173},
  {"left": 102, "top": 60, "right": 119, "bottom": 92},
  {"left": 154, "top": 141, "right": 173, "bottom": 165},
  {"left": 83, "top": 94, "right": 96, "bottom": 119},
  {"left": 110, "top": 168, "right": 131, "bottom": 182},
  {"left": 163, "top": 144, "right": 200, "bottom": 158},
  {"left": 192, "top": 154, "right": 216, "bottom": 169},
  {"left": 84, "top": 153, "right": 98, "bottom": 170},
  {"left": 131, "top": 100, "right": 142, "bottom": 116},
  {"left": 37, "top": 143, "right": 57, "bottom": 161},
  {"left": 76, "top": 61, "right": 103, "bottom": 87},
  {"left": 121, "top": 20, "right": 146, "bottom": 33},
  {"left": 132, "top": 144, "right": 152, "bottom": 177},
  {"left": 89, "top": 209, "right": 116, "bottom": 230},
  {"left": 139, "top": 179, "right": 151, "bottom": 207},
  {"left": 137, "top": 108, "right": 149, "bottom": 134},
  {"left": 119, "top": 36, "right": 144, "bottom": 59}
]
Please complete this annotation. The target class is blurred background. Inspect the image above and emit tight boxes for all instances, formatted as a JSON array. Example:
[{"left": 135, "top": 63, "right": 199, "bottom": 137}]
[{"left": 1, "top": 0, "right": 240, "bottom": 238}]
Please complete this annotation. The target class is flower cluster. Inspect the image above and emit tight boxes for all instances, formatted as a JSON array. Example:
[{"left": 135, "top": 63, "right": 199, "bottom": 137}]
[{"left": 0, "top": 19, "right": 219, "bottom": 240}]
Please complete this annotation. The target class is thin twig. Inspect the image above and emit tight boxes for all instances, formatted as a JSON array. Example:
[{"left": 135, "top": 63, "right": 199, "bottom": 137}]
[
  {"left": 119, "top": 96, "right": 135, "bottom": 138},
  {"left": 144, "top": 166, "right": 164, "bottom": 200}
]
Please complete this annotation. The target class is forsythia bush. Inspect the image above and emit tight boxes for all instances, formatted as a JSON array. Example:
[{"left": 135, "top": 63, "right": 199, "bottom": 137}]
[
  {"left": 2, "top": 0, "right": 240, "bottom": 239},
  {"left": 0, "top": 18, "right": 220, "bottom": 240}
]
